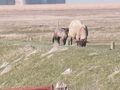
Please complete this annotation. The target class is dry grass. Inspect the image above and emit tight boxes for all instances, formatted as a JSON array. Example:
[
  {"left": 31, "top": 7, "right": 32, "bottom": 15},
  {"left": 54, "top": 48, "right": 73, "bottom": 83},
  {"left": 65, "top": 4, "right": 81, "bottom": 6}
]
[
  {"left": 0, "top": 4, "right": 120, "bottom": 44},
  {"left": 0, "top": 4, "right": 120, "bottom": 89}
]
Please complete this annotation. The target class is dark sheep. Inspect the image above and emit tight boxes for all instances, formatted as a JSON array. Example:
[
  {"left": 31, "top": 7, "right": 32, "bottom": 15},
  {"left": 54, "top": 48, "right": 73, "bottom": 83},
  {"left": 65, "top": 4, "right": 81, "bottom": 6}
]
[{"left": 52, "top": 28, "right": 69, "bottom": 45}]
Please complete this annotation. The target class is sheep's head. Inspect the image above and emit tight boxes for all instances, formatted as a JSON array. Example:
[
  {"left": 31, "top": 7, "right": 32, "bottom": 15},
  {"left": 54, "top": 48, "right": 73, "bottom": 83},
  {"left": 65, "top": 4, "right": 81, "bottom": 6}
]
[{"left": 76, "top": 39, "right": 87, "bottom": 47}]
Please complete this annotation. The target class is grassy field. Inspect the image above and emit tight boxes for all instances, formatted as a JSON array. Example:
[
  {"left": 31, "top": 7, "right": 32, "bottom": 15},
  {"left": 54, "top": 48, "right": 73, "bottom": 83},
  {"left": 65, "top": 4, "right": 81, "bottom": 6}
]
[
  {"left": 0, "top": 38, "right": 120, "bottom": 90},
  {"left": 0, "top": 4, "right": 120, "bottom": 90}
]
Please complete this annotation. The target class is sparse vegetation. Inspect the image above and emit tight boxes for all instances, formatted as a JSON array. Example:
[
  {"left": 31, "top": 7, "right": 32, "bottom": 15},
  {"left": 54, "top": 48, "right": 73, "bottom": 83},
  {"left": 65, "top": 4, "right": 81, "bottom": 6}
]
[
  {"left": 0, "top": 38, "right": 120, "bottom": 90},
  {"left": 0, "top": 5, "right": 120, "bottom": 90}
]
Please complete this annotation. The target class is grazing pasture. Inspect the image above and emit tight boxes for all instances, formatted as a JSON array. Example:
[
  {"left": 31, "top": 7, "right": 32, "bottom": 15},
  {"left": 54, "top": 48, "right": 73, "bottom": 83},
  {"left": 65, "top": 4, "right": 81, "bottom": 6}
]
[{"left": 0, "top": 4, "right": 120, "bottom": 90}]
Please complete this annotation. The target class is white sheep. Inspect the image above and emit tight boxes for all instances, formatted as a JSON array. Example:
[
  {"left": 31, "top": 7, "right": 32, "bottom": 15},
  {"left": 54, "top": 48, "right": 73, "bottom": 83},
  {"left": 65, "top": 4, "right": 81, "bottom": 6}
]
[{"left": 68, "top": 20, "right": 88, "bottom": 47}]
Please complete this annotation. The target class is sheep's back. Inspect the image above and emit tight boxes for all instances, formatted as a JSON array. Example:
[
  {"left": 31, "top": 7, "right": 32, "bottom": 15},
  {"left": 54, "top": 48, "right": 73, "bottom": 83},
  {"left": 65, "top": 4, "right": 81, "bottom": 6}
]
[{"left": 68, "top": 20, "right": 82, "bottom": 38}]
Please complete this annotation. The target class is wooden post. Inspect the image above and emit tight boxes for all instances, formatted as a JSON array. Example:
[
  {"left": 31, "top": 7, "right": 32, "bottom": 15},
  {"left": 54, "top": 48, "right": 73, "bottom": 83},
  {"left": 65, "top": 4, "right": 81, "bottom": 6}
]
[
  {"left": 57, "top": 20, "right": 60, "bottom": 29},
  {"left": 110, "top": 41, "right": 115, "bottom": 50}
]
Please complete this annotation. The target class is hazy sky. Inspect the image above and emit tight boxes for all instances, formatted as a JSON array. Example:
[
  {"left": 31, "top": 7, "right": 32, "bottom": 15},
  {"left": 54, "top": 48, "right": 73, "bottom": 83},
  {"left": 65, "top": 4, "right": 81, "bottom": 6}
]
[{"left": 67, "top": 0, "right": 120, "bottom": 4}]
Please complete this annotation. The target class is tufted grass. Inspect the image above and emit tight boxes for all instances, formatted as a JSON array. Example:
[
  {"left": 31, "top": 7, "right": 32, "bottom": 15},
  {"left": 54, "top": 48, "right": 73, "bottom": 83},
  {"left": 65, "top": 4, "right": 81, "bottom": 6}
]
[
  {"left": 0, "top": 38, "right": 120, "bottom": 90},
  {"left": 0, "top": 7, "right": 120, "bottom": 90}
]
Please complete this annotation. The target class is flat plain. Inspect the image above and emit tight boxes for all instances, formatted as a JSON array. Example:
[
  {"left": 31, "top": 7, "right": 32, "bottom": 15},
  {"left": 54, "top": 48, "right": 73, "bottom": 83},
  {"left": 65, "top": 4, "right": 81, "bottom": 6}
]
[{"left": 0, "top": 4, "right": 120, "bottom": 90}]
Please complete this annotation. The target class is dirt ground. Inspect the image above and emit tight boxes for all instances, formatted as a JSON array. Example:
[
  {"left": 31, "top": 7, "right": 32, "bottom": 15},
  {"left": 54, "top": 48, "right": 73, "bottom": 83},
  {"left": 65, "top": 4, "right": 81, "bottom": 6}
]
[{"left": 0, "top": 4, "right": 120, "bottom": 44}]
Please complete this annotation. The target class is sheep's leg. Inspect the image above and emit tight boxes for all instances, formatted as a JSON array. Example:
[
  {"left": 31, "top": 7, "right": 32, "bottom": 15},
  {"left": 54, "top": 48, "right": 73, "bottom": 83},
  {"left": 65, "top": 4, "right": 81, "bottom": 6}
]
[
  {"left": 57, "top": 37, "right": 60, "bottom": 45},
  {"left": 53, "top": 36, "right": 60, "bottom": 45},
  {"left": 60, "top": 38, "right": 65, "bottom": 45},
  {"left": 68, "top": 37, "right": 71, "bottom": 45},
  {"left": 52, "top": 36, "right": 55, "bottom": 43},
  {"left": 68, "top": 37, "right": 72, "bottom": 45},
  {"left": 71, "top": 38, "right": 73, "bottom": 45},
  {"left": 59, "top": 38, "right": 62, "bottom": 45},
  {"left": 63, "top": 38, "right": 67, "bottom": 45}
]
